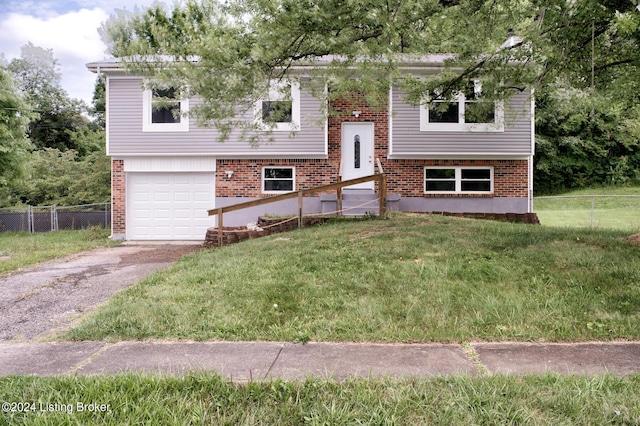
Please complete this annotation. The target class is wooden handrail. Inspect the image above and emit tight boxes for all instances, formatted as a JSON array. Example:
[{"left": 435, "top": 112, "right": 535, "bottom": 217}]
[{"left": 208, "top": 172, "right": 387, "bottom": 247}]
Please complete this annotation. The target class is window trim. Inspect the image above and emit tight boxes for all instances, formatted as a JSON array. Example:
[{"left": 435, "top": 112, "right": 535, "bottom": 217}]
[
  {"left": 255, "top": 81, "right": 301, "bottom": 132},
  {"left": 142, "top": 87, "right": 189, "bottom": 132},
  {"left": 419, "top": 81, "right": 504, "bottom": 133},
  {"left": 424, "top": 166, "right": 494, "bottom": 194},
  {"left": 262, "top": 166, "right": 296, "bottom": 194}
]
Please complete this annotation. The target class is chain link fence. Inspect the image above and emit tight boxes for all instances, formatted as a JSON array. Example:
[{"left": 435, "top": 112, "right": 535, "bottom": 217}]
[
  {"left": 0, "top": 203, "right": 110, "bottom": 233},
  {"left": 533, "top": 195, "right": 640, "bottom": 231}
]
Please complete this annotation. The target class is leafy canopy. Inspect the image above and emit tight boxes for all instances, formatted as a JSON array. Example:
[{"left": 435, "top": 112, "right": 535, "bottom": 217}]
[{"left": 103, "top": 0, "right": 640, "bottom": 122}]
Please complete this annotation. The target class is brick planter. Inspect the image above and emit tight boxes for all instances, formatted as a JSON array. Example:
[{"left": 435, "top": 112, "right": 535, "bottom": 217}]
[{"left": 204, "top": 216, "right": 329, "bottom": 248}]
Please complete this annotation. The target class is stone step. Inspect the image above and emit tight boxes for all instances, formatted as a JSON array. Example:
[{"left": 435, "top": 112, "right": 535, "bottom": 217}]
[{"left": 320, "top": 192, "right": 401, "bottom": 216}]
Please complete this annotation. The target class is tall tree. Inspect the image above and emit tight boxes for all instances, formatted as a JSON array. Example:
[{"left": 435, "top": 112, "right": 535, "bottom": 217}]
[
  {"left": 8, "top": 43, "right": 89, "bottom": 152},
  {"left": 102, "top": 0, "right": 640, "bottom": 121},
  {"left": 0, "top": 65, "right": 32, "bottom": 188},
  {"left": 90, "top": 73, "right": 106, "bottom": 130},
  {"left": 103, "top": 0, "right": 640, "bottom": 190}
]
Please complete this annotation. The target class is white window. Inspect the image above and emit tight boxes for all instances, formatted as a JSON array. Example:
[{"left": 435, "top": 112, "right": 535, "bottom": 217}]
[
  {"left": 425, "top": 167, "right": 493, "bottom": 194},
  {"left": 420, "top": 80, "right": 503, "bottom": 132},
  {"left": 255, "top": 81, "right": 300, "bottom": 131},
  {"left": 262, "top": 167, "right": 295, "bottom": 193},
  {"left": 143, "top": 87, "right": 189, "bottom": 132}
]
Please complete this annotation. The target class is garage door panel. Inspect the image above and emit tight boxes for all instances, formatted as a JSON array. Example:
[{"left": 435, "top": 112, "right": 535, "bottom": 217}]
[
  {"left": 128, "top": 172, "right": 215, "bottom": 240},
  {"left": 174, "top": 209, "right": 192, "bottom": 219},
  {"left": 174, "top": 192, "right": 191, "bottom": 202},
  {"left": 154, "top": 209, "right": 171, "bottom": 219}
]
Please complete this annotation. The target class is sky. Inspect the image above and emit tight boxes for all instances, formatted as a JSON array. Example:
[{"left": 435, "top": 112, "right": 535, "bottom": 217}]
[{"left": 0, "top": 0, "right": 158, "bottom": 105}]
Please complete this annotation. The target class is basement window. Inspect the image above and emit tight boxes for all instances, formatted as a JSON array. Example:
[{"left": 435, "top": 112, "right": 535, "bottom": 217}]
[
  {"left": 425, "top": 167, "right": 493, "bottom": 194},
  {"left": 263, "top": 167, "right": 295, "bottom": 193}
]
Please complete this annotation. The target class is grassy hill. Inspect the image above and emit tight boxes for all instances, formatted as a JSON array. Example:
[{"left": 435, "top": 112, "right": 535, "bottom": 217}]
[{"left": 68, "top": 213, "right": 640, "bottom": 343}]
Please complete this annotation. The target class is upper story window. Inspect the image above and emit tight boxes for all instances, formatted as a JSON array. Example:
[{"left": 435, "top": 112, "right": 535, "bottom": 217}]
[
  {"left": 143, "top": 86, "right": 189, "bottom": 132},
  {"left": 420, "top": 80, "right": 503, "bottom": 132},
  {"left": 425, "top": 166, "right": 493, "bottom": 194},
  {"left": 255, "top": 81, "right": 300, "bottom": 132}
]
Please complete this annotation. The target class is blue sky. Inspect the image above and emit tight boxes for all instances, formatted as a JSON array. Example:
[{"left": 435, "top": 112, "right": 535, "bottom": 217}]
[{"left": 0, "top": 0, "right": 159, "bottom": 104}]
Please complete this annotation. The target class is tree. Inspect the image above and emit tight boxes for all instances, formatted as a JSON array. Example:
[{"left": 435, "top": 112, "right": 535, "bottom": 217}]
[
  {"left": 103, "top": 0, "right": 640, "bottom": 190},
  {"left": 0, "top": 65, "right": 32, "bottom": 188},
  {"left": 102, "top": 1, "right": 640, "bottom": 117},
  {"left": 534, "top": 84, "right": 640, "bottom": 193},
  {"left": 14, "top": 143, "right": 110, "bottom": 206},
  {"left": 8, "top": 43, "right": 89, "bottom": 152},
  {"left": 90, "top": 73, "right": 106, "bottom": 130}
]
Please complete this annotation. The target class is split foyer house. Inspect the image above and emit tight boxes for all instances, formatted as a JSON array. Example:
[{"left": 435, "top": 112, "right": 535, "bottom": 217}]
[{"left": 87, "top": 55, "right": 534, "bottom": 241}]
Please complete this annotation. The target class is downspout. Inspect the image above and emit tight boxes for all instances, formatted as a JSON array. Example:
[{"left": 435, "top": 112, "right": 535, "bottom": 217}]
[{"left": 529, "top": 88, "right": 535, "bottom": 213}]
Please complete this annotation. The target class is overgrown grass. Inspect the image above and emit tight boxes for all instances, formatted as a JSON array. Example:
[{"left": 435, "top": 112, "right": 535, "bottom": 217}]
[
  {"left": 0, "top": 373, "right": 638, "bottom": 425},
  {"left": 0, "top": 228, "right": 117, "bottom": 275},
  {"left": 67, "top": 214, "right": 640, "bottom": 343},
  {"left": 535, "top": 186, "right": 640, "bottom": 231}
]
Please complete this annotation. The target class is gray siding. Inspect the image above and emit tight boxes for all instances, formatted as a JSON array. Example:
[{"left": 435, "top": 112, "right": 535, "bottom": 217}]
[
  {"left": 390, "top": 87, "right": 533, "bottom": 158},
  {"left": 107, "top": 77, "right": 326, "bottom": 157}
]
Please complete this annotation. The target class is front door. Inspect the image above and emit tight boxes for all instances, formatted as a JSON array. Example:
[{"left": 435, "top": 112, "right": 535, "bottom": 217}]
[{"left": 341, "top": 123, "right": 375, "bottom": 189}]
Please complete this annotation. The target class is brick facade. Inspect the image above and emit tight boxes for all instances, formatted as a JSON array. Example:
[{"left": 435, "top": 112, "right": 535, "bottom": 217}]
[
  {"left": 110, "top": 93, "right": 530, "bottom": 238},
  {"left": 111, "top": 159, "right": 126, "bottom": 236},
  {"left": 215, "top": 93, "right": 530, "bottom": 199}
]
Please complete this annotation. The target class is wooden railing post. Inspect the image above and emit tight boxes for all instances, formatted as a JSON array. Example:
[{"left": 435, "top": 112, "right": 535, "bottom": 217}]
[
  {"left": 217, "top": 210, "right": 224, "bottom": 248},
  {"left": 207, "top": 173, "right": 388, "bottom": 231},
  {"left": 298, "top": 192, "right": 303, "bottom": 228},
  {"left": 336, "top": 176, "right": 342, "bottom": 218},
  {"left": 379, "top": 174, "right": 387, "bottom": 217}
]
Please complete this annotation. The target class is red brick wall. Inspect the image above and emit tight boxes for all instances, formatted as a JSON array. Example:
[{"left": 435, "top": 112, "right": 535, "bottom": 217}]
[
  {"left": 215, "top": 92, "right": 529, "bottom": 199},
  {"left": 217, "top": 93, "right": 390, "bottom": 198},
  {"left": 381, "top": 159, "right": 529, "bottom": 198},
  {"left": 216, "top": 159, "right": 338, "bottom": 197},
  {"left": 111, "top": 159, "right": 126, "bottom": 235}
]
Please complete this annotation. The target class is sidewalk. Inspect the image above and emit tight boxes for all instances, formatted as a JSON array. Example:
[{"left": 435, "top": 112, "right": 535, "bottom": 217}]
[{"left": 1, "top": 341, "right": 638, "bottom": 380}]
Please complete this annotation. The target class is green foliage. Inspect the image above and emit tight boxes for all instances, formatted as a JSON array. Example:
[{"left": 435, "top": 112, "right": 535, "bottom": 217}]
[
  {"left": 102, "top": 1, "right": 640, "bottom": 187},
  {"left": 10, "top": 136, "right": 110, "bottom": 207},
  {"left": 1, "top": 44, "right": 109, "bottom": 208},
  {"left": 0, "top": 66, "right": 32, "bottom": 187},
  {"left": 535, "top": 87, "right": 640, "bottom": 194},
  {"left": 90, "top": 73, "right": 106, "bottom": 129},
  {"left": 8, "top": 43, "right": 90, "bottom": 152},
  {"left": 102, "top": 1, "right": 640, "bottom": 118}
]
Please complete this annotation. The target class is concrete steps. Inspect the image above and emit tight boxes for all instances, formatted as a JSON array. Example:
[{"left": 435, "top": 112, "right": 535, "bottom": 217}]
[{"left": 321, "top": 190, "right": 400, "bottom": 216}]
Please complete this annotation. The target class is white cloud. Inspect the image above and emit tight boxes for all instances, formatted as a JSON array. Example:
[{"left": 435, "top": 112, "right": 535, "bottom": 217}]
[
  {"left": 0, "top": 0, "right": 162, "bottom": 105},
  {"left": 0, "top": 8, "right": 110, "bottom": 104}
]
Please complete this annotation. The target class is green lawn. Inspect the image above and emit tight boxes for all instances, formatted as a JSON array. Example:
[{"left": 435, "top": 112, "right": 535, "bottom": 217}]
[
  {"left": 67, "top": 213, "right": 640, "bottom": 343},
  {"left": 0, "top": 228, "right": 118, "bottom": 275},
  {"left": 4, "top": 214, "right": 640, "bottom": 425},
  {"left": 534, "top": 186, "right": 640, "bottom": 231},
  {"left": 1, "top": 373, "right": 638, "bottom": 425}
]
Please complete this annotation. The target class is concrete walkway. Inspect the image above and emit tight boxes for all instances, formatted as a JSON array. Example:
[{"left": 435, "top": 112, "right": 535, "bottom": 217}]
[{"left": 1, "top": 341, "right": 638, "bottom": 380}]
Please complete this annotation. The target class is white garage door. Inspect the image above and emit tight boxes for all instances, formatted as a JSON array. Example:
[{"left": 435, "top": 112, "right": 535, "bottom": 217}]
[{"left": 127, "top": 172, "right": 216, "bottom": 240}]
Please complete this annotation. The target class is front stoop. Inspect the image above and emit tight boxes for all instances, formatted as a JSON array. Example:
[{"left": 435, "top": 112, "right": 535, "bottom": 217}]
[{"left": 321, "top": 190, "right": 401, "bottom": 216}]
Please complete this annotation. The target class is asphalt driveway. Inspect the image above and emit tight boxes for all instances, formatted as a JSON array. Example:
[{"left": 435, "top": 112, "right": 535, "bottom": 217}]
[{"left": 0, "top": 244, "right": 201, "bottom": 341}]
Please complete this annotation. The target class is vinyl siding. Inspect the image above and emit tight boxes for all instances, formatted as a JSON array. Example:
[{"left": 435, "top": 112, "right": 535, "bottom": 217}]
[
  {"left": 390, "top": 87, "right": 533, "bottom": 158},
  {"left": 107, "top": 77, "right": 326, "bottom": 157}
]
